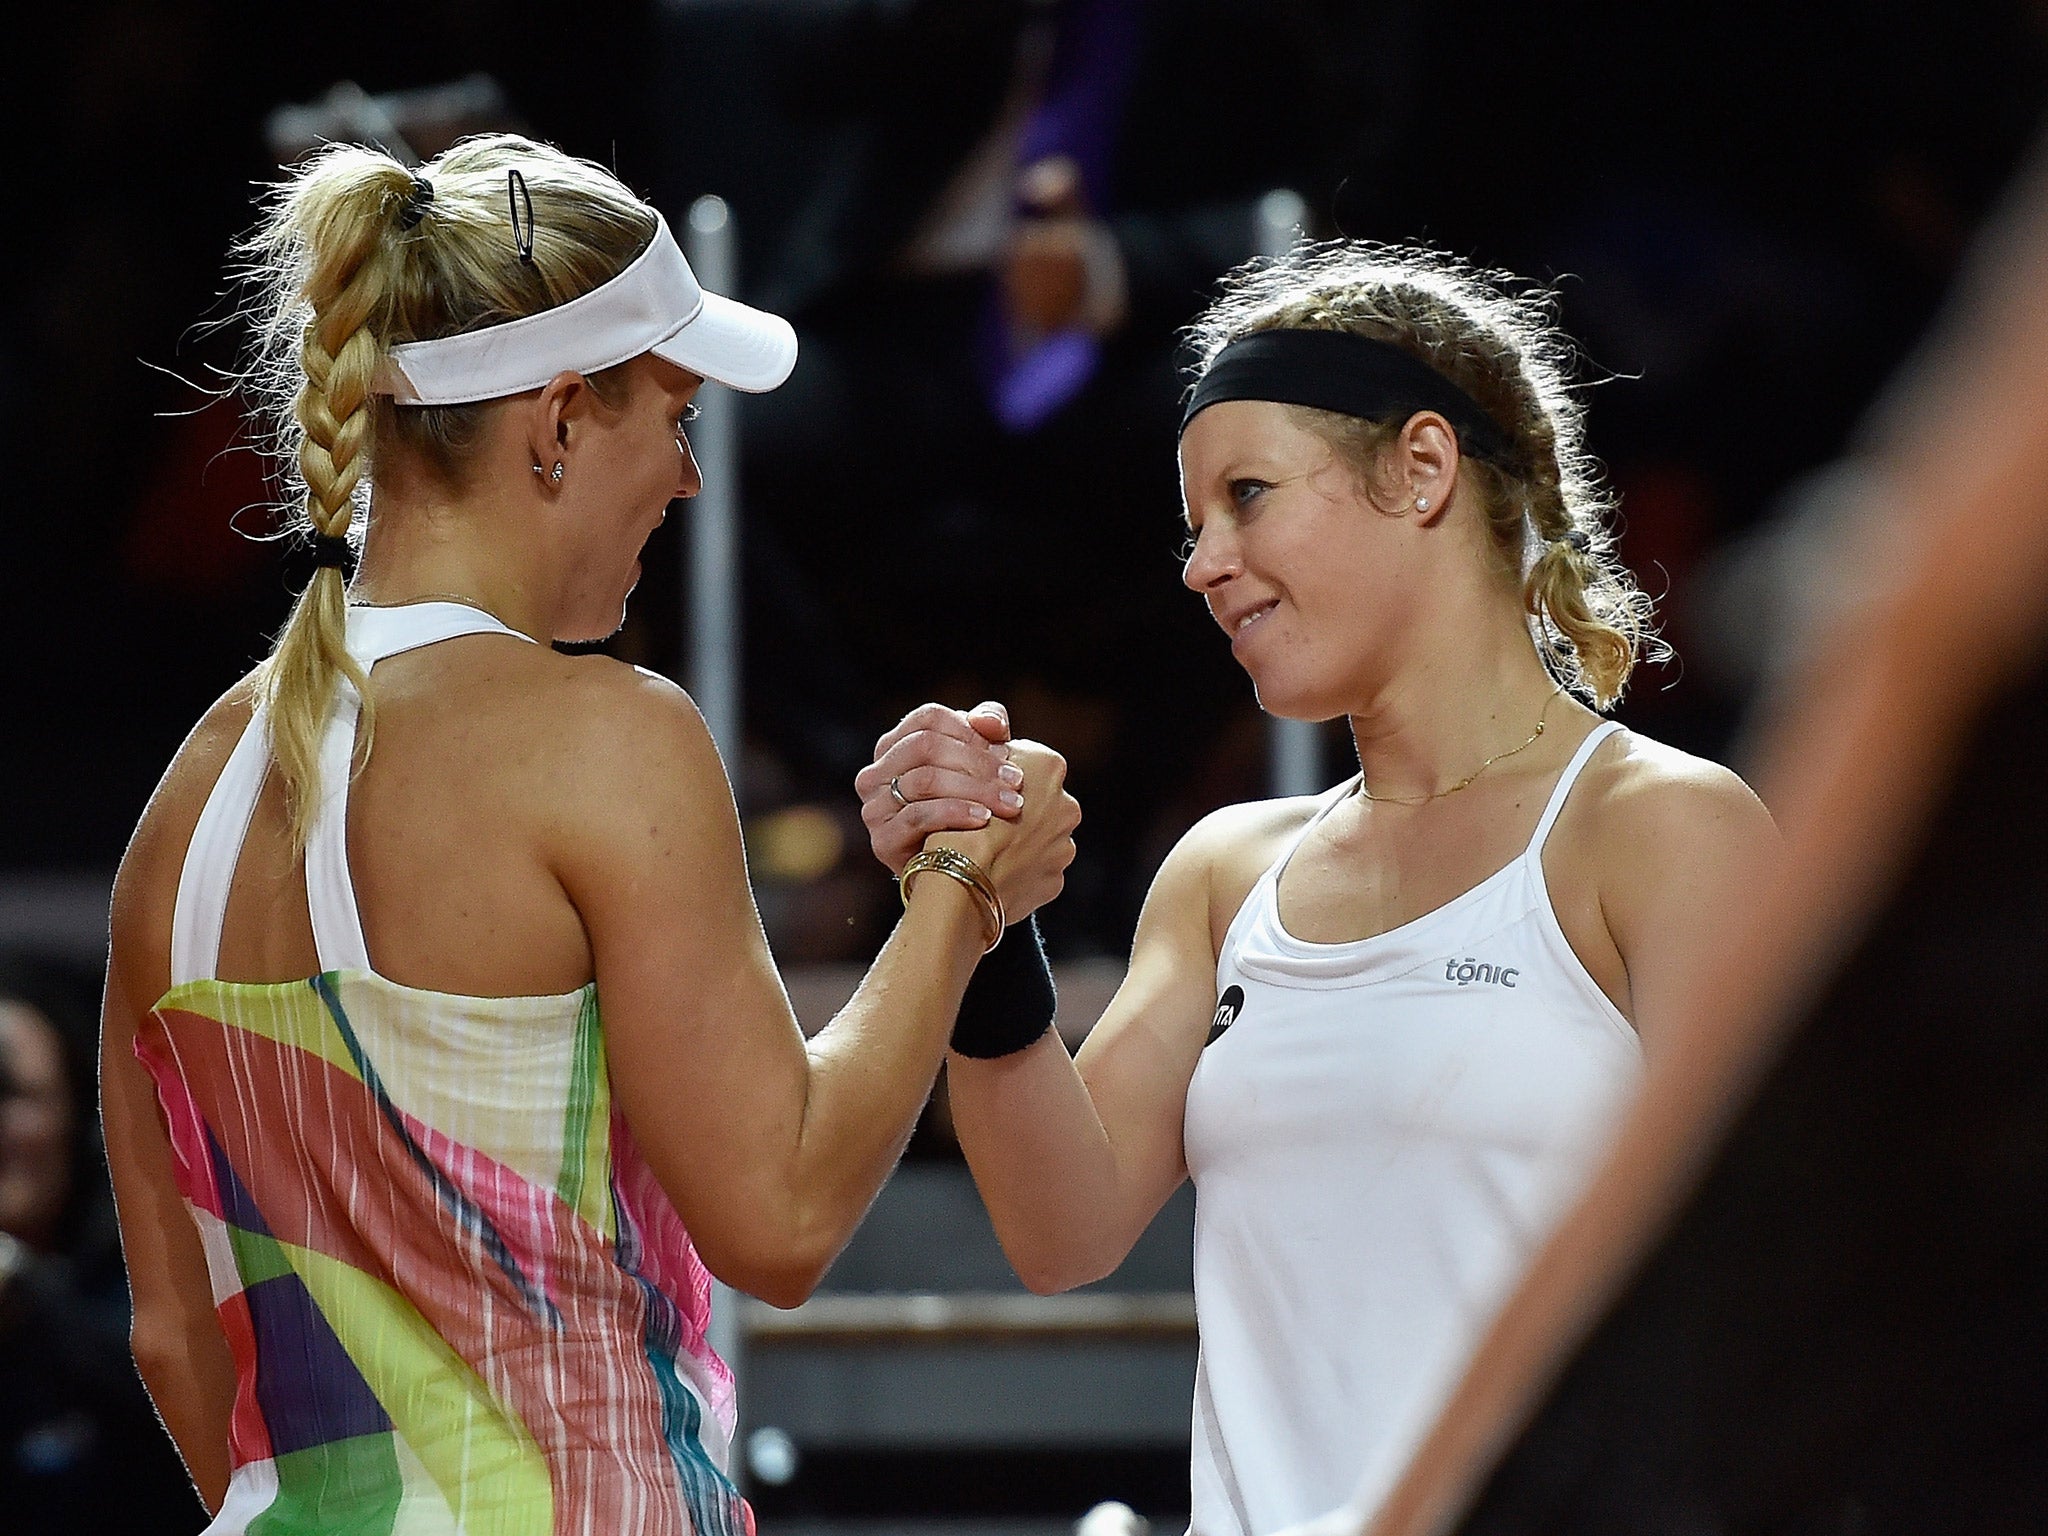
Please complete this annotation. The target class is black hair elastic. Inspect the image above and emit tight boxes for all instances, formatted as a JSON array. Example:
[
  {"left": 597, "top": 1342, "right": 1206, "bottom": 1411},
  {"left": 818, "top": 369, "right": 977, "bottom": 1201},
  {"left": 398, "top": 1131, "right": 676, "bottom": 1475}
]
[
  {"left": 1182, "top": 328, "right": 1515, "bottom": 464},
  {"left": 507, "top": 168, "right": 536, "bottom": 264},
  {"left": 310, "top": 533, "right": 353, "bottom": 572},
  {"left": 397, "top": 174, "right": 435, "bottom": 230}
]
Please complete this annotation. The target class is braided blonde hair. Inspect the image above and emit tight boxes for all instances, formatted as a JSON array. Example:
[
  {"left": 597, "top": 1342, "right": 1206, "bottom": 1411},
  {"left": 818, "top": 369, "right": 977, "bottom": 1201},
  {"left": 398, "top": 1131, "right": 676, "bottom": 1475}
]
[
  {"left": 1185, "top": 241, "right": 1660, "bottom": 707},
  {"left": 237, "top": 134, "right": 657, "bottom": 850}
]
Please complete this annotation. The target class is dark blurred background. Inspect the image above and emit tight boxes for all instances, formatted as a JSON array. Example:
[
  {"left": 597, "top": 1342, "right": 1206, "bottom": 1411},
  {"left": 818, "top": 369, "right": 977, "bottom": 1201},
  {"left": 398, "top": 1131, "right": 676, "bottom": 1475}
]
[{"left": 2, "top": 1, "right": 2044, "bottom": 1531}]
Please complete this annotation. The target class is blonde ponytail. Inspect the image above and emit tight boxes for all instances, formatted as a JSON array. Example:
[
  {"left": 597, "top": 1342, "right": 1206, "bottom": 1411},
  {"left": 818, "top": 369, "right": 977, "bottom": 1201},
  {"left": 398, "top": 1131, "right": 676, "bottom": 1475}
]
[
  {"left": 235, "top": 134, "right": 659, "bottom": 850},
  {"left": 244, "top": 149, "right": 410, "bottom": 847},
  {"left": 1514, "top": 422, "right": 1645, "bottom": 709}
]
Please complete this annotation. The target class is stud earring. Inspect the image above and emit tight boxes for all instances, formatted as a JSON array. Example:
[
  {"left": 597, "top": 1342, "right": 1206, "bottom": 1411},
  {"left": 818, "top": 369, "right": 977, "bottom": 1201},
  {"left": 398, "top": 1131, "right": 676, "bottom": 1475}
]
[
  {"left": 551, "top": 462, "right": 565, "bottom": 484},
  {"left": 1414, "top": 494, "right": 1431, "bottom": 513}
]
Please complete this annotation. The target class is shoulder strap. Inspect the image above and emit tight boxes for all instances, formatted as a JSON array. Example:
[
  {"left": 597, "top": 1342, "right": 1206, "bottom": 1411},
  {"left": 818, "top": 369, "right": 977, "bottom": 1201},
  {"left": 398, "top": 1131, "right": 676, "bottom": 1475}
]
[
  {"left": 1257, "top": 774, "right": 1358, "bottom": 893},
  {"left": 166, "top": 603, "right": 532, "bottom": 985},
  {"left": 1525, "top": 719, "right": 1624, "bottom": 857},
  {"left": 306, "top": 603, "right": 534, "bottom": 973},
  {"left": 1217, "top": 774, "right": 1359, "bottom": 971},
  {"left": 168, "top": 706, "right": 275, "bottom": 987}
]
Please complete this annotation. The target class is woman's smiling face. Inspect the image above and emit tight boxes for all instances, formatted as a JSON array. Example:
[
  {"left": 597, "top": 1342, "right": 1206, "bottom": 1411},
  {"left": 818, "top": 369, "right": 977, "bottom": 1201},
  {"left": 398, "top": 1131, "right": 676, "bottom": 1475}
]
[{"left": 1178, "top": 399, "right": 1430, "bottom": 721}]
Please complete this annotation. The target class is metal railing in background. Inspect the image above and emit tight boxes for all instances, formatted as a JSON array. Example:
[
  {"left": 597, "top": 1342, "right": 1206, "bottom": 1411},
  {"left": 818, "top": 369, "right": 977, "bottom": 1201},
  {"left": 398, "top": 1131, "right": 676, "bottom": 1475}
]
[
  {"left": 681, "top": 191, "right": 750, "bottom": 1398},
  {"left": 684, "top": 194, "right": 746, "bottom": 764},
  {"left": 742, "top": 1290, "right": 1196, "bottom": 1346},
  {"left": 1254, "top": 189, "right": 1327, "bottom": 801}
]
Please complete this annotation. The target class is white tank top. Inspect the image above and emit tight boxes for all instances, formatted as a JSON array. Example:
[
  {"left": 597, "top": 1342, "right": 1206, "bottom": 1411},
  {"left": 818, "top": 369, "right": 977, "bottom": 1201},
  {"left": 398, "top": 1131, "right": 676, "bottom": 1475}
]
[{"left": 1182, "top": 721, "right": 1642, "bottom": 1536}]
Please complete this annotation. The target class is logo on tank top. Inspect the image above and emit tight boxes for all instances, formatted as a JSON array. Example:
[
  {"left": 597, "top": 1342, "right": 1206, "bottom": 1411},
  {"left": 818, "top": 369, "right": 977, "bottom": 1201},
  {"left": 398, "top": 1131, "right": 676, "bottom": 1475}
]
[
  {"left": 1444, "top": 956, "right": 1520, "bottom": 988},
  {"left": 1207, "top": 984, "right": 1245, "bottom": 1045}
]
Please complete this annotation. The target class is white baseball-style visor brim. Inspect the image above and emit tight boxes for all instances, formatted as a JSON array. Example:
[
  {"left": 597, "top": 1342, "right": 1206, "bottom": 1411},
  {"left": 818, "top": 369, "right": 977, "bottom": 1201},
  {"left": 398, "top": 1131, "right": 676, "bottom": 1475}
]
[{"left": 375, "top": 212, "right": 796, "bottom": 405}]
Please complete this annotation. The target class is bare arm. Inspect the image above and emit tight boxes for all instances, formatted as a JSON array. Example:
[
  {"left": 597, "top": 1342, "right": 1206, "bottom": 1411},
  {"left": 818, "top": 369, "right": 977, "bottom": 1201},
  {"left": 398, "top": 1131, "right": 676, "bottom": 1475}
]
[
  {"left": 948, "top": 815, "right": 1224, "bottom": 1294},
  {"left": 561, "top": 670, "right": 1078, "bottom": 1307},
  {"left": 101, "top": 836, "right": 237, "bottom": 1514},
  {"left": 1597, "top": 751, "right": 1783, "bottom": 1063}
]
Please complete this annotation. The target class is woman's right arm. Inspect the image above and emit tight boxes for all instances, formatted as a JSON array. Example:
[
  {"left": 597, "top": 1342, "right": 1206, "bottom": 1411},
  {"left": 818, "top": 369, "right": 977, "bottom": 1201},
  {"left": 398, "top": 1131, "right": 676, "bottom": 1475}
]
[
  {"left": 556, "top": 668, "right": 1078, "bottom": 1308},
  {"left": 946, "top": 814, "right": 1223, "bottom": 1294},
  {"left": 101, "top": 821, "right": 237, "bottom": 1514}
]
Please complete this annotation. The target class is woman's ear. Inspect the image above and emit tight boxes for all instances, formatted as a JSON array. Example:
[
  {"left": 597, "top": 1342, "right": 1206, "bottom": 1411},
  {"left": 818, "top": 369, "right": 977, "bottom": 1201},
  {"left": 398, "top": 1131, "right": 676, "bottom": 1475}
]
[
  {"left": 525, "top": 371, "right": 589, "bottom": 474},
  {"left": 1398, "top": 410, "right": 1460, "bottom": 525}
]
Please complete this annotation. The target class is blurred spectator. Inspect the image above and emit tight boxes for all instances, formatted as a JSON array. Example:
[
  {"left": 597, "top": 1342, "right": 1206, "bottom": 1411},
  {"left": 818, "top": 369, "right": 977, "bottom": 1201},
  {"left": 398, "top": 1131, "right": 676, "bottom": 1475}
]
[
  {"left": 0, "top": 954, "right": 200, "bottom": 1533},
  {"left": 655, "top": 0, "right": 1394, "bottom": 950}
]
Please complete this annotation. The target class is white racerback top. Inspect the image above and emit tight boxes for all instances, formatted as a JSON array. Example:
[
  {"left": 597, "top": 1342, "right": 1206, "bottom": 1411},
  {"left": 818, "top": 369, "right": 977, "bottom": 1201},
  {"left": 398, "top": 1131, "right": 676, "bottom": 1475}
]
[
  {"left": 1182, "top": 721, "right": 1642, "bottom": 1536},
  {"left": 170, "top": 602, "right": 535, "bottom": 987}
]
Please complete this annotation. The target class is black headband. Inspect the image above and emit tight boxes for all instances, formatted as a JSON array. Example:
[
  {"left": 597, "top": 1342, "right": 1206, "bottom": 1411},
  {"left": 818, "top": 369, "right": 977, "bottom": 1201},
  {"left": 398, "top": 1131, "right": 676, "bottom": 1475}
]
[{"left": 1181, "top": 328, "right": 1515, "bottom": 465}]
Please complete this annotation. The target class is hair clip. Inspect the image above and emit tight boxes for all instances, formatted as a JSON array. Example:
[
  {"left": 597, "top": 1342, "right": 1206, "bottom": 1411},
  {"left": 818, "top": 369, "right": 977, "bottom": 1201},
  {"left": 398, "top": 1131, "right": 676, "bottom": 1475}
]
[
  {"left": 1561, "top": 527, "right": 1593, "bottom": 555},
  {"left": 397, "top": 174, "right": 435, "bottom": 231},
  {"left": 507, "top": 168, "right": 536, "bottom": 264}
]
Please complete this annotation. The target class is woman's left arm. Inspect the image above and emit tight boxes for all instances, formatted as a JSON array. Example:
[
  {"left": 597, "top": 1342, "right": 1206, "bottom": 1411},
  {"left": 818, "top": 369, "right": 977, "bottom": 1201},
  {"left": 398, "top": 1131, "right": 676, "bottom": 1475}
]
[
  {"left": 1597, "top": 752, "right": 1783, "bottom": 1060},
  {"left": 1297, "top": 757, "right": 1784, "bottom": 1536}
]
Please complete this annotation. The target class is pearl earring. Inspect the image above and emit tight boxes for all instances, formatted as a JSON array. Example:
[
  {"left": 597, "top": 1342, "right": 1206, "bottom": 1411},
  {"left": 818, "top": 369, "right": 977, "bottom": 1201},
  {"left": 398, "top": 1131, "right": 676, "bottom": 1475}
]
[{"left": 1415, "top": 494, "right": 1431, "bottom": 513}]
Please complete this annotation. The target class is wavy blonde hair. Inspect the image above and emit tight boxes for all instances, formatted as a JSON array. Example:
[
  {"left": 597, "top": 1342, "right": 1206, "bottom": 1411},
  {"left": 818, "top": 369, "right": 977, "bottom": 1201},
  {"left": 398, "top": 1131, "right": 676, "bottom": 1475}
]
[
  {"left": 236, "top": 134, "right": 657, "bottom": 850},
  {"left": 1185, "top": 241, "right": 1661, "bottom": 707}
]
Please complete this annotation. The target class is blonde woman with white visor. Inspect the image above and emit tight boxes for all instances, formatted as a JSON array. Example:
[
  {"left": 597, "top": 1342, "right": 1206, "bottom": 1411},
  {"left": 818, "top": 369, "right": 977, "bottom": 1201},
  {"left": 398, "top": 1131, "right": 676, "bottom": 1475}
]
[
  {"left": 99, "top": 133, "right": 1079, "bottom": 1536},
  {"left": 861, "top": 243, "right": 1778, "bottom": 1534}
]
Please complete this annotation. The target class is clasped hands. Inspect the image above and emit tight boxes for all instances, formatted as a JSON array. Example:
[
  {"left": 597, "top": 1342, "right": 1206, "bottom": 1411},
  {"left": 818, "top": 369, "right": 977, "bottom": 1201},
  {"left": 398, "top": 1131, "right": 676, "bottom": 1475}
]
[{"left": 855, "top": 701, "right": 1080, "bottom": 929}]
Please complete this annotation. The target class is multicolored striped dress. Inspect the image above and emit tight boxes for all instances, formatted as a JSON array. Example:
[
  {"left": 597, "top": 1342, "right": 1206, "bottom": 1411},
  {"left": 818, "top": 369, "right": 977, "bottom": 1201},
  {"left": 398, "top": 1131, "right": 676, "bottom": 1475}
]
[{"left": 136, "top": 602, "right": 751, "bottom": 1536}]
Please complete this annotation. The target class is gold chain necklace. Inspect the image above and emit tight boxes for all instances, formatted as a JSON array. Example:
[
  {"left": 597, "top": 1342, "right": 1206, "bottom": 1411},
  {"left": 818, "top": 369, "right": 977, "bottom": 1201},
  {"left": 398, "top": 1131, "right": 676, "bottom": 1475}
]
[{"left": 1358, "top": 688, "right": 1564, "bottom": 806}]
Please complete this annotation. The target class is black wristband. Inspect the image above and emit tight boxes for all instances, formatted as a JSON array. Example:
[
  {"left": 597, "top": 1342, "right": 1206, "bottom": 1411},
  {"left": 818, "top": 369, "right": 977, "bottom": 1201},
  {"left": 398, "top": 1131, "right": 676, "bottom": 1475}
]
[{"left": 951, "top": 912, "right": 1057, "bottom": 1059}]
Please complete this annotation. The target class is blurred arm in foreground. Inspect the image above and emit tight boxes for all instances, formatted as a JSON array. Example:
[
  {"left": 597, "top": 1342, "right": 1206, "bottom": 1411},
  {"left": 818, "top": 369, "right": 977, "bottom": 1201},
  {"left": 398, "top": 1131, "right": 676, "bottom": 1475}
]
[{"left": 1310, "top": 128, "right": 2048, "bottom": 1536}]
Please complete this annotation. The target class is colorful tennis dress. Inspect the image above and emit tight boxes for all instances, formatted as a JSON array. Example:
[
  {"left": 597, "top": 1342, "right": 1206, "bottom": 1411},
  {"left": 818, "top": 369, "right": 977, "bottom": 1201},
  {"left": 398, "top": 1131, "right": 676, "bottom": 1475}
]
[{"left": 136, "top": 602, "right": 750, "bottom": 1536}]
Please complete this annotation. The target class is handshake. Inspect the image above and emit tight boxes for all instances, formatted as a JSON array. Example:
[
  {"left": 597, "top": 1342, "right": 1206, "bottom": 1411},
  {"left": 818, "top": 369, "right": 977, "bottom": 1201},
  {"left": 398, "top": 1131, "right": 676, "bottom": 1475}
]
[{"left": 853, "top": 701, "right": 1082, "bottom": 933}]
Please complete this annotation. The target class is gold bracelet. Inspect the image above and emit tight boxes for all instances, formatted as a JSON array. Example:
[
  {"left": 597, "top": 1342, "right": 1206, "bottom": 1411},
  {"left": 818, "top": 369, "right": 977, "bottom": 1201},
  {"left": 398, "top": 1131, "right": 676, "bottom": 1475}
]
[{"left": 899, "top": 845, "right": 1005, "bottom": 953}]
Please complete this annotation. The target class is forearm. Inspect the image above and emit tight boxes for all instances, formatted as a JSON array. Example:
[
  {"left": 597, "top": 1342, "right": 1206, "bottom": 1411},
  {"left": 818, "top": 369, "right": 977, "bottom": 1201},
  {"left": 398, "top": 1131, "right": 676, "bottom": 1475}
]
[
  {"left": 774, "top": 878, "right": 987, "bottom": 1289},
  {"left": 132, "top": 1309, "right": 236, "bottom": 1513},
  {"left": 947, "top": 1037, "right": 1137, "bottom": 1293},
  {"left": 100, "top": 955, "right": 237, "bottom": 1513}
]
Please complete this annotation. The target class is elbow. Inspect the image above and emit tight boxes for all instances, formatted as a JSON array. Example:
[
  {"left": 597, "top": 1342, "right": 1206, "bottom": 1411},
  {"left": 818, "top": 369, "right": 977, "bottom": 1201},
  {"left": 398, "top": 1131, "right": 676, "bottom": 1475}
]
[
  {"left": 1016, "top": 1264, "right": 1077, "bottom": 1297},
  {"left": 713, "top": 1255, "right": 829, "bottom": 1312},
  {"left": 698, "top": 1214, "right": 841, "bottom": 1312},
  {"left": 129, "top": 1311, "right": 188, "bottom": 1387},
  {"left": 746, "top": 1265, "right": 826, "bottom": 1312},
  {"left": 1005, "top": 1237, "right": 1117, "bottom": 1297}
]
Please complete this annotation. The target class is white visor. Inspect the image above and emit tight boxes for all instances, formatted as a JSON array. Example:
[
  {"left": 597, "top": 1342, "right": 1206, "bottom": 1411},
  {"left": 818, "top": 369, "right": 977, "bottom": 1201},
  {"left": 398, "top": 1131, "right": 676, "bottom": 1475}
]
[{"left": 375, "top": 213, "right": 797, "bottom": 405}]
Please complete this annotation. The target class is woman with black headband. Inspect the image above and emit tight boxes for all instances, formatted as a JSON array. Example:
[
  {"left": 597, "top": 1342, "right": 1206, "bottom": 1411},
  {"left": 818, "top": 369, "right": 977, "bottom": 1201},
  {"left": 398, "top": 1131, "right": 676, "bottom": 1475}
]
[
  {"left": 96, "top": 133, "right": 1079, "bottom": 1534},
  {"left": 861, "top": 242, "right": 1776, "bottom": 1534}
]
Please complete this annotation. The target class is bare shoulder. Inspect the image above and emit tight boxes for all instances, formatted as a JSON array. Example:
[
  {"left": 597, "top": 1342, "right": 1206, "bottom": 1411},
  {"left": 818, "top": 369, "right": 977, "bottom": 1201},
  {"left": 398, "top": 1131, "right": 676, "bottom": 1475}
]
[
  {"left": 1157, "top": 793, "right": 1328, "bottom": 953},
  {"left": 502, "top": 652, "right": 724, "bottom": 782},
  {"left": 1578, "top": 728, "right": 1778, "bottom": 854},
  {"left": 117, "top": 675, "right": 262, "bottom": 891},
  {"left": 1559, "top": 730, "right": 1780, "bottom": 959},
  {"left": 512, "top": 654, "right": 737, "bottom": 858},
  {"left": 109, "top": 672, "right": 265, "bottom": 1000},
  {"left": 1161, "top": 794, "right": 1321, "bottom": 886}
]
